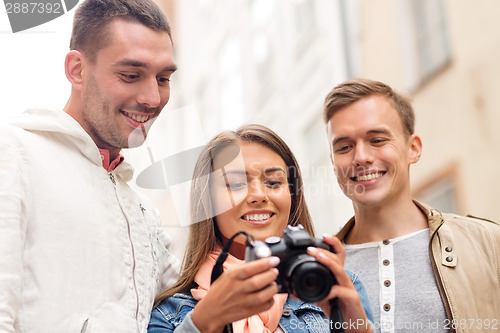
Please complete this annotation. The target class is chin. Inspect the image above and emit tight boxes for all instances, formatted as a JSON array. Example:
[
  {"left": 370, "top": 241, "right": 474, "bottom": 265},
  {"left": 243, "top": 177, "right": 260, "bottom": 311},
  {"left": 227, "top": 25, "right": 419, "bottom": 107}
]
[
  {"left": 126, "top": 132, "right": 147, "bottom": 148},
  {"left": 245, "top": 228, "right": 271, "bottom": 241},
  {"left": 353, "top": 194, "right": 388, "bottom": 208}
]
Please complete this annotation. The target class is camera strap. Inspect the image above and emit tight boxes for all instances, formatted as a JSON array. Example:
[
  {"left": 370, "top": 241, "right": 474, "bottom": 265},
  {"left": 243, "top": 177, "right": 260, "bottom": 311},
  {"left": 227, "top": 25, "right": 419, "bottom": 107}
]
[
  {"left": 210, "top": 231, "right": 253, "bottom": 284},
  {"left": 329, "top": 298, "right": 345, "bottom": 333},
  {"left": 211, "top": 231, "right": 346, "bottom": 333},
  {"left": 210, "top": 231, "right": 254, "bottom": 333}
]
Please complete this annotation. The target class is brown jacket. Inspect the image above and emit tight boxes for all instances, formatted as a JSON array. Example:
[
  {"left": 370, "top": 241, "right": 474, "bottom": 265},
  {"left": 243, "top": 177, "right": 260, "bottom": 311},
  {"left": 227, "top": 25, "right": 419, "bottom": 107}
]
[{"left": 337, "top": 200, "right": 500, "bottom": 333}]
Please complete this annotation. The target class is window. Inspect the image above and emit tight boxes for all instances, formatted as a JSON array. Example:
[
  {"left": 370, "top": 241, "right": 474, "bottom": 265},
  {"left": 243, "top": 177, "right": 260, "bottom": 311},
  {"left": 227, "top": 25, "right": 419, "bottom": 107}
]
[
  {"left": 218, "top": 37, "right": 245, "bottom": 128},
  {"left": 413, "top": 165, "right": 462, "bottom": 215},
  {"left": 339, "top": 0, "right": 361, "bottom": 78},
  {"left": 401, "top": 0, "right": 451, "bottom": 90},
  {"left": 251, "top": 0, "right": 276, "bottom": 105},
  {"left": 293, "top": 0, "right": 316, "bottom": 41}
]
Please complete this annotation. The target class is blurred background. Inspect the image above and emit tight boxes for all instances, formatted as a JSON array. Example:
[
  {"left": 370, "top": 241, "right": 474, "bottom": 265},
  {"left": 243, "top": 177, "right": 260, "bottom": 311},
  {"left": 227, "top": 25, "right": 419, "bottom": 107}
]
[{"left": 2, "top": 0, "right": 500, "bottom": 258}]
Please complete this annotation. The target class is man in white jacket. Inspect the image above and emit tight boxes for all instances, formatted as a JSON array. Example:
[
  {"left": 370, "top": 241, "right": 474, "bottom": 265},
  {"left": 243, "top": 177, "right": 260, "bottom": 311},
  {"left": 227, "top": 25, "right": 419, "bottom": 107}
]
[{"left": 0, "top": 0, "right": 179, "bottom": 332}]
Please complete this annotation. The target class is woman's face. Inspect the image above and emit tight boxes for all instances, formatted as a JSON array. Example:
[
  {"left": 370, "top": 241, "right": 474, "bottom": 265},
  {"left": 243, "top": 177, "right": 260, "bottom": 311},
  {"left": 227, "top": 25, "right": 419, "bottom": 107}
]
[{"left": 210, "top": 141, "right": 292, "bottom": 244}]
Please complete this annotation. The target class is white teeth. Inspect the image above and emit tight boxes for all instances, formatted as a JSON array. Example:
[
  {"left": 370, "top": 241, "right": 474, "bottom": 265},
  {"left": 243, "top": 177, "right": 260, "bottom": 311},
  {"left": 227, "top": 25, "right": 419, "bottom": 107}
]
[
  {"left": 243, "top": 213, "right": 272, "bottom": 221},
  {"left": 123, "top": 111, "right": 150, "bottom": 123},
  {"left": 355, "top": 172, "right": 383, "bottom": 182}
]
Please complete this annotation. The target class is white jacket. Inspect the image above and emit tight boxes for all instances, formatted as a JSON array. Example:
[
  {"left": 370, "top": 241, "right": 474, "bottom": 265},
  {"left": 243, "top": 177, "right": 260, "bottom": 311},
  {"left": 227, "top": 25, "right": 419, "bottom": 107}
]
[{"left": 0, "top": 109, "right": 179, "bottom": 333}]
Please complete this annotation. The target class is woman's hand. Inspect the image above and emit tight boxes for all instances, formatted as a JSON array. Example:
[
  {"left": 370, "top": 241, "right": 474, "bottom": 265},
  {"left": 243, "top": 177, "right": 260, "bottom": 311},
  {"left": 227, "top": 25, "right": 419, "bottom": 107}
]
[
  {"left": 191, "top": 257, "right": 280, "bottom": 333},
  {"left": 307, "top": 235, "right": 372, "bottom": 333}
]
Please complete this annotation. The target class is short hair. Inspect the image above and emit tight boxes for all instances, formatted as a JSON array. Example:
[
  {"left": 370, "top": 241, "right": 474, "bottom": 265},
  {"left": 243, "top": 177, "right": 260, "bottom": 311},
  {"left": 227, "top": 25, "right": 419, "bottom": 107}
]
[
  {"left": 155, "top": 124, "right": 314, "bottom": 303},
  {"left": 323, "top": 78, "right": 415, "bottom": 136},
  {"left": 70, "top": 0, "right": 172, "bottom": 63}
]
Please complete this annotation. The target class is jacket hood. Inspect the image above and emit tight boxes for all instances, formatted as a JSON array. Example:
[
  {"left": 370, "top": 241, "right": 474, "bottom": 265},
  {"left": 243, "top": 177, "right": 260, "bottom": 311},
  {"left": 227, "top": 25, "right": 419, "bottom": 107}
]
[
  {"left": 9, "top": 108, "right": 133, "bottom": 181},
  {"left": 10, "top": 109, "right": 90, "bottom": 140}
]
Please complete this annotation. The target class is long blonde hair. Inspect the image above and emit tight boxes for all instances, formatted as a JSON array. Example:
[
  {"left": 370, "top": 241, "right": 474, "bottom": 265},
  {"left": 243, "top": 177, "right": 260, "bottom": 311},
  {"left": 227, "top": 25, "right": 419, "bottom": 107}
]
[{"left": 155, "top": 124, "right": 314, "bottom": 304}]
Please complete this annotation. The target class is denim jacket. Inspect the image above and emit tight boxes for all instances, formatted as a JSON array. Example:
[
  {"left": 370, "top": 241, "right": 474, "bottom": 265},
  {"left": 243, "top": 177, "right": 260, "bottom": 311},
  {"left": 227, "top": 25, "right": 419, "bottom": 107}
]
[{"left": 148, "top": 271, "right": 373, "bottom": 332}]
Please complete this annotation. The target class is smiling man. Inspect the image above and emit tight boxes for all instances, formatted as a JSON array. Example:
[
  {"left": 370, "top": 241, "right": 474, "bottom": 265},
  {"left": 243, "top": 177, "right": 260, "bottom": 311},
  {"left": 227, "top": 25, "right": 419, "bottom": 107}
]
[
  {"left": 323, "top": 78, "right": 500, "bottom": 332},
  {"left": 0, "top": 1, "right": 179, "bottom": 332}
]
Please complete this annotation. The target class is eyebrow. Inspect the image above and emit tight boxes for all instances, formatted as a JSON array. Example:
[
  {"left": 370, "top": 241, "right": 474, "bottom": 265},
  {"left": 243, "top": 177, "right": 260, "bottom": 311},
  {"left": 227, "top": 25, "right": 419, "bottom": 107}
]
[
  {"left": 367, "top": 128, "right": 392, "bottom": 137},
  {"left": 220, "top": 167, "right": 286, "bottom": 177},
  {"left": 221, "top": 170, "right": 246, "bottom": 176},
  {"left": 114, "top": 58, "right": 178, "bottom": 73},
  {"left": 331, "top": 128, "right": 392, "bottom": 146},
  {"left": 263, "top": 167, "right": 286, "bottom": 176}
]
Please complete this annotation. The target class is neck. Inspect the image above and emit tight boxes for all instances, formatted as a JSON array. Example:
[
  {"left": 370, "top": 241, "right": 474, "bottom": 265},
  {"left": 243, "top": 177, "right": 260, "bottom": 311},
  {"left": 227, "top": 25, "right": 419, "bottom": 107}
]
[
  {"left": 345, "top": 195, "right": 428, "bottom": 244},
  {"left": 220, "top": 234, "right": 246, "bottom": 260}
]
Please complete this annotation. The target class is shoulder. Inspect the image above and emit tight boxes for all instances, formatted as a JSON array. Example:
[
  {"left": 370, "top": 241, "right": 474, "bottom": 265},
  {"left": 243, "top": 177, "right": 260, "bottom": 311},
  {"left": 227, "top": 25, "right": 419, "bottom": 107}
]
[
  {"left": 0, "top": 123, "right": 24, "bottom": 148},
  {"left": 280, "top": 297, "right": 329, "bottom": 332},
  {"left": 441, "top": 212, "right": 499, "bottom": 234},
  {"left": 418, "top": 200, "right": 499, "bottom": 234},
  {"left": 0, "top": 124, "right": 30, "bottom": 179},
  {"left": 151, "top": 293, "right": 198, "bottom": 325},
  {"left": 434, "top": 210, "right": 500, "bottom": 255},
  {"left": 284, "top": 297, "right": 324, "bottom": 315},
  {"left": 453, "top": 213, "right": 498, "bottom": 226}
]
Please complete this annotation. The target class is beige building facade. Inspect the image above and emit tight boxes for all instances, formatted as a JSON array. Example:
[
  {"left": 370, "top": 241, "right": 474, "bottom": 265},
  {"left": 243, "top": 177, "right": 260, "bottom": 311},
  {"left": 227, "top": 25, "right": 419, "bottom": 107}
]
[
  {"left": 139, "top": 0, "right": 500, "bottom": 257},
  {"left": 351, "top": 0, "right": 500, "bottom": 221}
]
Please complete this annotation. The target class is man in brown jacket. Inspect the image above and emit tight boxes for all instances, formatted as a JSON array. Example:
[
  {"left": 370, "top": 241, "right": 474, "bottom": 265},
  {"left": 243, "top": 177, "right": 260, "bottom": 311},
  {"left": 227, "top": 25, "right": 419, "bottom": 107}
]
[{"left": 323, "top": 78, "right": 500, "bottom": 333}]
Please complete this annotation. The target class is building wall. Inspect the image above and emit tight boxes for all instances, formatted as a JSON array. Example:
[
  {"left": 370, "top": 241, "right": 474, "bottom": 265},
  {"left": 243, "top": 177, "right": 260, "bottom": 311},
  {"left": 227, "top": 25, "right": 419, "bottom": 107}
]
[
  {"left": 167, "top": 0, "right": 354, "bottom": 240},
  {"left": 135, "top": 0, "right": 500, "bottom": 260},
  {"left": 353, "top": 0, "right": 500, "bottom": 221}
]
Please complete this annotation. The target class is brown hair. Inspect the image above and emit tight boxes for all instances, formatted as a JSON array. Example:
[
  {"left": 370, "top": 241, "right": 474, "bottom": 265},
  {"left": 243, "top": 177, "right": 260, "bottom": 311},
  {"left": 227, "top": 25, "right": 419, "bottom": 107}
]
[
  {"left": 155, "top": 124, "right": 314, "bottom": 303},
  {"left": 70, "top": 0, "right": 172, "bottom": 62},
  {"left": 323, "top": 78, "right": 415, "bottom": 136}
]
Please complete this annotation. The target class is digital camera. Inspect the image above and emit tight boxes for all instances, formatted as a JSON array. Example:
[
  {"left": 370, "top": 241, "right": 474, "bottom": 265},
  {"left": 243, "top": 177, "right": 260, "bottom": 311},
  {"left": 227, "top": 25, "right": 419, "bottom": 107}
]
[{"left": 245, "top": 224, "right": 336, "bottom": 303}]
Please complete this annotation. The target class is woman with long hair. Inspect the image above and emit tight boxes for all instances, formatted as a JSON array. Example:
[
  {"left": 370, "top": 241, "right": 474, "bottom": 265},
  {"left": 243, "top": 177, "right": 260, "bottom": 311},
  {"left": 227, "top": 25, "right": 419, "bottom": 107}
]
[{"left": 149, "top": 124, "right": 372, "bottom": 332}]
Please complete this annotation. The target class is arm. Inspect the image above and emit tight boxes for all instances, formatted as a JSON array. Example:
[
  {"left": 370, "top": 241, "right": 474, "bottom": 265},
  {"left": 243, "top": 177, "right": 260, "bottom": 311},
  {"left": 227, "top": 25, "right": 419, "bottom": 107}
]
[
  {"left": 153, "top": 211, "right": 181, "bottom": 289},
  {"left": 148, "top": 305, "right": 202, "bottom": 333},
  {"left": 0, "top": 128, "right": 27, "bottom": 332},
  {"left": 190, "top": 257, "right": 280, "bottom": 333},
  {"left": 149, "top": 257, "right": 280, "bottom": 333},
  {"left": 308, "top": 235, "right": 373, "bottom": 333},
  {"left": 349, "top": 273, "right": 374, "bottom": 324}
]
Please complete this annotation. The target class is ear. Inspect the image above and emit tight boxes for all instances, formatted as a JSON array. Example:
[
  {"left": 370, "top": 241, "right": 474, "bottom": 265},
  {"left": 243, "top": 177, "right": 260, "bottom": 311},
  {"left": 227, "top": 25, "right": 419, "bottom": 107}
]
[
  {"left": 408, "top": 134, "right": 422, "bottom": 164},
  {"left": 65, "top": 50, "right": 86, "bottom": 91}
]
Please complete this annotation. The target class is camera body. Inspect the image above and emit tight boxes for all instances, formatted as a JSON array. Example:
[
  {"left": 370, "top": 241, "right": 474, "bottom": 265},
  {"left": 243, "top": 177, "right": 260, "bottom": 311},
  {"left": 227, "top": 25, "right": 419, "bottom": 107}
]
[{"left": 245, "top": 224, "right": 336, "bottom": 303}]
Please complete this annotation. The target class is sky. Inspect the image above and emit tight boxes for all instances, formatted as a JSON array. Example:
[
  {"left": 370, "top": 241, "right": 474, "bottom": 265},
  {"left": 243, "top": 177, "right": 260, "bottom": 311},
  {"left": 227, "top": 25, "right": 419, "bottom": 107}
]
[{"left": 0, "top": 3, "right": 76, "bottom": 122}]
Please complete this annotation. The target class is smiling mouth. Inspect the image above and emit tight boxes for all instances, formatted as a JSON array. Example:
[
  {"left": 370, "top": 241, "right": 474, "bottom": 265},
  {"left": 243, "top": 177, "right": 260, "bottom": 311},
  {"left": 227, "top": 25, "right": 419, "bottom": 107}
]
[
  {"left": 241, "top": 213, "right": 275, "bottom": 221},
  {"left": 351, "top": 172, "right": 385, "bottom": 182},
  {"left": 121, "top": 110, "right": 153, "bottom": 124}
]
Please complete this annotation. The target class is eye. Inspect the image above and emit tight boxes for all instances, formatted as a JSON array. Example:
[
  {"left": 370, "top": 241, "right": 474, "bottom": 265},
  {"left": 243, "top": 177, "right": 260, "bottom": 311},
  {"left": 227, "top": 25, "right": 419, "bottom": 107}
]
[
  {"left": 265, "top": 180, "right": 283, "bottom": 188},
  {"left": 120, "top": 73, "right": 139, "bottom": 82},
  {"left": 226, "top": 182, "right": 247, "bottom": 190},
  {"left": 157, "top": 76, "right": 171, "bottom": 85},
  {"left": 335, "top": 144, "right": 352, "bottom": 153},
  {"left": 371, "top": 138, "right": 387, "bottom": 145}
]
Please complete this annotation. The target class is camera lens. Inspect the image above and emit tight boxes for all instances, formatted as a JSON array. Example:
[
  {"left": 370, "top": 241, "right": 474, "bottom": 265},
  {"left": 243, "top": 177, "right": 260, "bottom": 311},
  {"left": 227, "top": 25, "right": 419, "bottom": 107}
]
[{"left": 286, "top": 256, "right": 336, "bottom": 303}]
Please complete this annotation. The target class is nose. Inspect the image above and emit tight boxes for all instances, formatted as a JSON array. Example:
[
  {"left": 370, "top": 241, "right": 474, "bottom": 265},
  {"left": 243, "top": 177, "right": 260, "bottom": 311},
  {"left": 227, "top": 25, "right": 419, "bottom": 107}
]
[
  {"left": 353, "top": 142, "right": 374, "bottom": 167},
  {"left": 137, "top": 78, "right": 162, "bottom": 108},
  {"left": 246, "top": 181, "right": 268, "bottom": 204}
]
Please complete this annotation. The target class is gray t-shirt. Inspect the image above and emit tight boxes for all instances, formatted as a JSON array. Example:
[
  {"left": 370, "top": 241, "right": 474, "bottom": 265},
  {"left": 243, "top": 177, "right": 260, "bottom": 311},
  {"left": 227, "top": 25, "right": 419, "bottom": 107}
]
[{"left": 344, "top": 229, "right": 449, "bottom": 333}]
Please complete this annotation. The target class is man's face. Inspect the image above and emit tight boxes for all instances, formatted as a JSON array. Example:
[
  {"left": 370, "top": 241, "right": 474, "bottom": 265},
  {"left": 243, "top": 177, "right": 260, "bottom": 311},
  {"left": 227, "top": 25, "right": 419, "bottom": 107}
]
[
  {"left": 326, "top": 95, "right": 421, "bottom": 209},
  {"left": 78, "top": 19, "right": 176, "bottom": 153}
]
